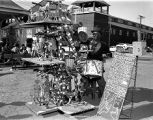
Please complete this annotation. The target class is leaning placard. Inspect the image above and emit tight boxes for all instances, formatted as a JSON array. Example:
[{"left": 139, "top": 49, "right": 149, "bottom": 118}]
[{"left": 97, "top": 52, "right": 136, "bottom": 120}]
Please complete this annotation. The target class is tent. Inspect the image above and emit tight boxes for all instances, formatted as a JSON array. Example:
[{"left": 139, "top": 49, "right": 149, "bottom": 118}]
[{"left": 0, "top": 0, "right": 29, "bottom": 23}]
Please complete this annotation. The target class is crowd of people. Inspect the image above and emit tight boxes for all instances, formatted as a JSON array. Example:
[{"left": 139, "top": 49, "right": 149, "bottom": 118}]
[
  {"left": 0, "top": 41, "right": 31, "bottom": 64},
  {"left": 0, "top": 25, "right": 110, "bottom": 99}
]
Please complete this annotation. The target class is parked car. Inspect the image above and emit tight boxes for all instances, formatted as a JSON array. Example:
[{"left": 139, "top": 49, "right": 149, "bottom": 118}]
[
  {"left": 116, "top": 43, "right": 133, "bottom": 53},
  {"left": 145, "top": 46, "right": 153, "bottom": 53},
  {"left": 110, "top": 43, "right": 133, "bottom": 54}
]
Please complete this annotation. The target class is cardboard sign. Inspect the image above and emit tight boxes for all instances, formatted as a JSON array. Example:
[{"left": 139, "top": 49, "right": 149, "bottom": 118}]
[{"left": 97, "top": 52, "right": 136, "bottom": 120}]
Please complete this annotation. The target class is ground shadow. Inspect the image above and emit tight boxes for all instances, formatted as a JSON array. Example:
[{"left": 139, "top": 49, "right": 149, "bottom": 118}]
[
  {"left": 0, "top": 72, "right": 13, "bottom": 77},
  {"left": 138, "top": 58, "right": 153, "bottom": 61},
  {"left": 7, "top": 114, "right": 33, "bottom": 119},
  {"left": 84, "top": 95, "right": 101, "bottom": 106},
  {"left": 125, "top": 87, "right": 153, "bottom": 105},
  {"left": 0, "top": 101, "right": 32, "bottom": 120},
  {"left": 0, "top": 114, "right": 7, "bottom": 120},
  {"left": 120, "top": 87, "right": 153, "bottom": 120},
  {"left": 10, "top": 101, "right": 26, "bottom": 106},
  {"left": 0, "top": 101, "right": 26, "bottom": 108},
  {"left": 0, "top": 102, "right": 7, "bottom": 107},
  {"left": 122, "top": 103, "right": 153, "bottom": 120},
  {"left": 138, "top": 55, "right": 153, "bottom": 61}
]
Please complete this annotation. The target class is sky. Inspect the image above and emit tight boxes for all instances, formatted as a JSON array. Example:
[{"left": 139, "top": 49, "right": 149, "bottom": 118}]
[{"left": 13, "top": 0, "right": 153, "bottom": 27}]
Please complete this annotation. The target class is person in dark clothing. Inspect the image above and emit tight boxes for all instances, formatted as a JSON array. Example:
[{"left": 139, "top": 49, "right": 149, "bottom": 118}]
[
  {"left": 1, "top": 43, "right": 13, "bottom": 63},
  {"left": 81, "top": 27, "right": 109, "bottom": 98},
  {"left": 11, "top": 43, "right": 20, "bottom": 54}
]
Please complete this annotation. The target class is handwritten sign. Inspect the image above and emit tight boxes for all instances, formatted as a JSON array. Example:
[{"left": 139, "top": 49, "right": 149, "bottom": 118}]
[{"left": 97, "top": 52, "right": 136, "bottom": 120}]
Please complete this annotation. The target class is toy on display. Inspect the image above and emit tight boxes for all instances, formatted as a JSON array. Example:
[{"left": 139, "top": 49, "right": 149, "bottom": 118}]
[{"left": 29, "top": 0, "right": 94, "bottom": 110}]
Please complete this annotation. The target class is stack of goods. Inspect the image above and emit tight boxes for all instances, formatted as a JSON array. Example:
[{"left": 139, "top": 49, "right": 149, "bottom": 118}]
[{"left": 31, "top": 63, "right": 85, "bottom": 108}]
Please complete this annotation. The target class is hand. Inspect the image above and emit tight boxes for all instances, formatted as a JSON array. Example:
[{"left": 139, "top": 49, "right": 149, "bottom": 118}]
[{"left": 93, "top": 43, "right": 101, "bottom": 53}]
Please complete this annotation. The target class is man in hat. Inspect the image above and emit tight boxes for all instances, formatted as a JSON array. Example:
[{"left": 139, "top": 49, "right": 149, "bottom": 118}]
[
  {"left": 88, "top": 26, "right": 109, "bottom": 59},
  {"left": 81, "top": 26, "right": 109, "bottom": 98}
]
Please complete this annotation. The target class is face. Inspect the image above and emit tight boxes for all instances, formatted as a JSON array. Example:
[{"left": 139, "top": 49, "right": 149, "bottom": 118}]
[
  {"left": 93, "top": 31, "right": 98, "bottom": 38},
  {"left": 92, "top": 31, "right": 101, "bottom": 43},
  {"left": 92, "top": 32, "right": 98, "bottom": 44},
  {"left": 92, "top": 32, "right": 98, "bottom": 37}
]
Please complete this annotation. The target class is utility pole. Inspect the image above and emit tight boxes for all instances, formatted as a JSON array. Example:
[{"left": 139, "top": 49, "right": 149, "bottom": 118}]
[
  {"left": 138, "top": 15, "right": 145, "bottom": 41},
  {"left": 108, "top": 16, "right": 111, "bottom": 48},
  {"left": 0, "top": 21, "right": 2, "bottom": 42}
]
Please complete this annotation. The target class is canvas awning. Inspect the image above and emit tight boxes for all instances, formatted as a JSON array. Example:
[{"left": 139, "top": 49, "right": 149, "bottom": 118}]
[
  {"left": 0, "top": 0, "right": 29, "bottom": 22},
  {"left": 1, "top": 21, "right": 20, "bottom": 30},
  {"left": 20, "top": 21, "right": 64, "bottom": 28}
]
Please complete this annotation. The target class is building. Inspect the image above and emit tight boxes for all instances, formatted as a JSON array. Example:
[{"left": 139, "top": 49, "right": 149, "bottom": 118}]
[
  {"left": 20, "top": 0, "right": 69, "bottom": 47},
  {"left": 1, "top": 0, "right": 153, "bottom": 48},
  {"left": 0, "top": 0, "right": 29, "bottom": 48},
  {"left": 71, "top": 0, "right": 153, "bottom": 47}
]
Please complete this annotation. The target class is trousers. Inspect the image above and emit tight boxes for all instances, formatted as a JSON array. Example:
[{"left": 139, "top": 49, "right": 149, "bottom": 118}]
[{"left": 81, "top": 75, "right": 106, "bottom": 97}]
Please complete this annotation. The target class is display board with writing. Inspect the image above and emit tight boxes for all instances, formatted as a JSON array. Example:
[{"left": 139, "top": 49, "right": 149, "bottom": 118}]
[{"left": 97, "top": 53, "right": 136, "bottom": 120}]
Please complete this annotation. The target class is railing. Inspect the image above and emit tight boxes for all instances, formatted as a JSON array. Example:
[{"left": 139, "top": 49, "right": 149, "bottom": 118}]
[
  {"left": 73, "top": 8, "right": 108, "bottom": 14},
  {"left": 28, "top": 10, "right": 61, "bottom": 22}
]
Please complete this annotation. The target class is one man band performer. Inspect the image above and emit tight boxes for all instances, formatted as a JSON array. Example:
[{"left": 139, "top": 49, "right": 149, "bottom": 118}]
[{"left": 81, "top": 26, "right": 109, "bottom": 98}]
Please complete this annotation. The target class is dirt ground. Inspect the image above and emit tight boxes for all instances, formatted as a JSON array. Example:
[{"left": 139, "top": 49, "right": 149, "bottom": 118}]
[
  {"left": 0, "top": 55, "right": 153, "bottom": 120},
  {"left": 0, "top": 67, "right": 36, "bottom": 120}
]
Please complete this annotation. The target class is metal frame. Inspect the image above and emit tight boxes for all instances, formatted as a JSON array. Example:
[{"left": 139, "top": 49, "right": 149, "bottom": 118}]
[{"left": 120, "top": 56, "right": 138, "bottom": 119}]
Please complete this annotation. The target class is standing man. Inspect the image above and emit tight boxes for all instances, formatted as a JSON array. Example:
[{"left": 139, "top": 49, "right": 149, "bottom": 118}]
[{"left": 81, "top": 26, "right": 109, "bottom": 98}]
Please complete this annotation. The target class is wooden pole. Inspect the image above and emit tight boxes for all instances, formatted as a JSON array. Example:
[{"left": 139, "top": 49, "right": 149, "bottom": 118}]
[
  {"left": 100, "top": 6, "right": 102, "bottom": 13},
  {"left": 93, "top": 2, "right": 95, "bottom": 11},
  {"left": 0, "top": 21, "right": 2, "bottom": 42},
  {"left": 107, "top": 6, "right": 109, "bottom": 14},
  {"left": 138, "top": 15, "right": 145, "bottom": 41}
]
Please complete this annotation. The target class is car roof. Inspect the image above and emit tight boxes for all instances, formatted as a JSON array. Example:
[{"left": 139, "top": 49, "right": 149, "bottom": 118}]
[{"left": 116, "top": 43, "right": 132, "bottom": 47}]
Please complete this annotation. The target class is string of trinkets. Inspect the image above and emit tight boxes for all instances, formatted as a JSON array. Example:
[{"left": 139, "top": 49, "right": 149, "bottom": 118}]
[
  {"left": 32, "top": 23, "right": 86, "bottom": 108},
  {"left": 49, "top": 24, "right": 86, "bottom": 105}
]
